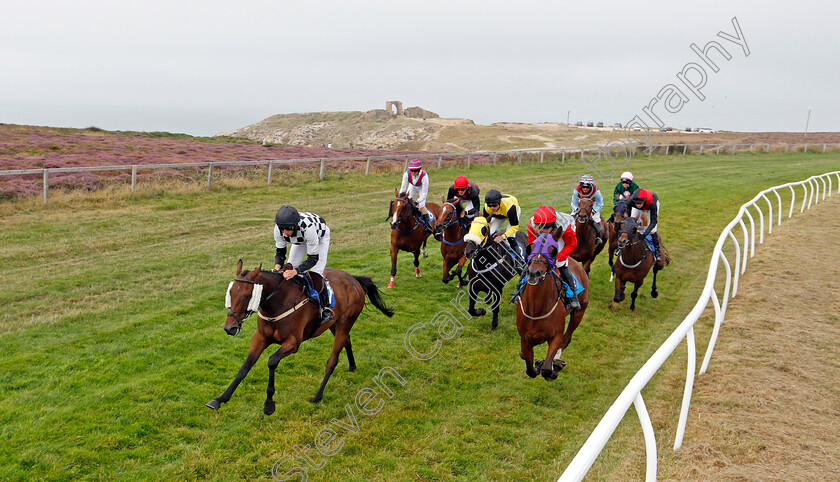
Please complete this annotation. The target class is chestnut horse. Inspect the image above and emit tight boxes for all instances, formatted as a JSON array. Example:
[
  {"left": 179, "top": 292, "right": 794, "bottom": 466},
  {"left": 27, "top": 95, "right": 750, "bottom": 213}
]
[
  {"left": 206, "top": 260, "right": 394, "bottom": 414},
  {"left": 612, "top": 218, "right": 669, "bottom": 310},
  {"left": 607, "top": 199, "right": 629, "bottom": 279},
  {"left": 518, "top": 232, "right": 589, "bottom": 380},
  {"left": 387, "top": 190, "right": 441, "bottom": 287},
  {"left": 433, "top": 198, "right": 468, "bottom": 287},
  {"left": 571, "top": 197, "right": 607, "bottom": 274}
]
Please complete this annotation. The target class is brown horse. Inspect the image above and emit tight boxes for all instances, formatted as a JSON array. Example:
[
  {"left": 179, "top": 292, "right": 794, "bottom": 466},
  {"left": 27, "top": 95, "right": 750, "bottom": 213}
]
[
  {"left": 517, "top": 232, "right": 589, "bottom": 380},
  {"left": 433, "top": 197, "right": 468, "bottom": 287},
  {"left": 206, "top": 260, "right": 394, "bottom": 414},
  {"left": 387, "top": 190, "right": 441, "bottom": 287},
  {"left": 612, "top": 218, "right": 669, "bottom": 310},
  {"left": 570, "top": 197, "right": 607, "bottom": 274},
  {"left": 607, "top": 199, "right": 629, "bottom": 279}
]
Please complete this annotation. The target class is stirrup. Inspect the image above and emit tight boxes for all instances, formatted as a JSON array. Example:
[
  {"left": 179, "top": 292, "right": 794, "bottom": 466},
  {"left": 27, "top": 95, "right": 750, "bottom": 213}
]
[{"left": 320, "top": 307, "right": 334, "bottom": 324}]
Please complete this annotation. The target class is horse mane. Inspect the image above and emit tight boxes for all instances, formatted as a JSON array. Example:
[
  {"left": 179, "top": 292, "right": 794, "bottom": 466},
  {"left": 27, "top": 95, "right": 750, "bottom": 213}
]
[{"left": 445, "top": 197, "right": 463, "bottom": 212}]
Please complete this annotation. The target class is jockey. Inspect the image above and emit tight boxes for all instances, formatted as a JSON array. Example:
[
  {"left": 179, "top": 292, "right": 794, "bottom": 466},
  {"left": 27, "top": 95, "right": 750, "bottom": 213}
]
[
  {"left": 624, "top": 188, "right": 663, "bottom": 263},
  {"left": 570, "top": 174, "right": 605, "bottom": 242},
  {"left": 613, "top": 171, "right": 640, "bottom": 204},
  {"left": 273, "top": 205, "right": 333, "bottom": 324},
  {"left": 446, "top": 175, "right": 480, "bottom": 229},
  {"left": 398, "top": 158, "right": 433, "bottom": 233},
  {"left": 481, "top": 189, "right": 524, "bottom": 263},
  {"left": 523, "top": 205, "right": 580, "bottom": 309}
]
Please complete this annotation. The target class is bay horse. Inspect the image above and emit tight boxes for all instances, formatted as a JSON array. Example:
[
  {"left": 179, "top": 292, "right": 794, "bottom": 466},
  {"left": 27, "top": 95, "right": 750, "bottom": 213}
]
[
  {"left": 570, "top": 197, "right": 607, "bottom": 274},
  {"left": 464, "top": 222, "right": 527, "bottom": 330},
  {"left": 518, "top": 232, "right": 589, "bottom": 380},
  {"left": 607, "top": 199, "right": 629, "bottom": 279},
  {"left": 387, "top": 190, "right": 441, "bottom": 287},
  {"left": 612, "top": 218, "right": 669, "bottom": 310},
  {"left": 206, "top": 260, "right": 394, "bottom": 415},
  {"left": 433, "top": 197, "right": 468, "bottom": 287}
]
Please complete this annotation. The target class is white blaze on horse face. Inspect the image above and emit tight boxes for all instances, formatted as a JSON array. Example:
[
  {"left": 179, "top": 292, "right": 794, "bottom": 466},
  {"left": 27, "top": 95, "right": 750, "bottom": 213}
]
[{"left": 392, "top": 208, "right": 398, "bottom": 225}]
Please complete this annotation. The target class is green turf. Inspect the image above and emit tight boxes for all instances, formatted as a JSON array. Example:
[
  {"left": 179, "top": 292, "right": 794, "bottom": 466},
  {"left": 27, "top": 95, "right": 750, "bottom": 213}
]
[{"left": 0, "top": 151, "right": 836, "bottom": 481}]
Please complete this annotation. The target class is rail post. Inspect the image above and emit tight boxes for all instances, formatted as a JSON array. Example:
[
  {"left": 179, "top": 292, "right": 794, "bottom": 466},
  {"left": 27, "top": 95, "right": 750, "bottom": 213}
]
[
  {"left": 804, "top": 144, "right": 808, "bottom": 153},
  {"left": 823, "top": 144, "right": 827, "bottom": 153},
  {"left": 683, "top": 144, "right": 687, "bottom": 155},
  {"left": 319, "top": 159, "right": 325, "bottom": 181},
  {"left": 267, "top": 161, "right": 274, "bottom": 184},
  {"left": 365, "top": 157, "right": 371, "bottom": 176},
  {"left": 732, "top": 145, "right": 736, "bottom": 155},
  {"left": 467, "top": 154, "right": 471, "bottom": 169},
  {"left": 518, "top": 151, "right": 522, "bottom": 165},
  {"left": 43, "top": 169, "right": 49, "bottom": 204},
  {"left": 562, "top": 150, "right": 566, "bottom": 163},
  {"left": 540, "top": 151, "right": 545, "bottom": 163},
  {"left": 492, "top": 153, "right": 497, "bottom": 165},
  {"left": 785, "top": 144, "right": 790, "bottom": 152},
  {"left": 404, "top": 155, "right": 409, "bottom": 171},
  {"left": 207, "top": 163, "right": 213, "bottom": 189},
  {"left": 438, "top": 154, "right": 443, "bottom": 169},
  {"left": 665, "top": 145, "right": 670, "bottom": 155},
  {"left": 699, "top": 144, "right": 703, "bottom": 155},
  {"left": 131, "top": 165, "right": 137, "bottom": 192}
]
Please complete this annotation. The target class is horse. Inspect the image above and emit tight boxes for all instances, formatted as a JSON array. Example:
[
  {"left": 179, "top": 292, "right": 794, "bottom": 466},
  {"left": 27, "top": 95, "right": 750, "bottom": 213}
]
[
  {"left": 611, "top": 218, "right": 669, "bottom": 310},
  {"left": 387, "top": 190, "right": 441, "bottom": 287},
  {"left": 206, "top": 260, "right": 394, "bottom": 415},
  {"left": 464, "top": 224, "right": 527, "bottom": 330},
  {"left": 570, "top": 197, "right": 607, "bottom": 274},
  {"left": 433, "top": 197, "right": 468, "bottom": 287},
  {"left": 518, "top": 232, "right": 589, "bottom": 380},
  {"left": 607, "top": 199, "right": 629, "bottom": 279}
]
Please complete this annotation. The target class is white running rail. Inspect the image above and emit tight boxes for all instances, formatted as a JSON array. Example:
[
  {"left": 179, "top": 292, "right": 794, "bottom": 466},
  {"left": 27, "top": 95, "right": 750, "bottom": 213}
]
[{"left": 559, "top": 170, "right": 840, "bottom": 482}]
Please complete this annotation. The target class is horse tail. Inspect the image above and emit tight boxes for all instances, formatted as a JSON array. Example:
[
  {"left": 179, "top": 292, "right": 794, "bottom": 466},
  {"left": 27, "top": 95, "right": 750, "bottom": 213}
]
[
  {"left": 661, "top": 245, "right": 671, "bottom": 266},
  {"left": 353, "top": 276, "right": 395, "bottom": 318}
]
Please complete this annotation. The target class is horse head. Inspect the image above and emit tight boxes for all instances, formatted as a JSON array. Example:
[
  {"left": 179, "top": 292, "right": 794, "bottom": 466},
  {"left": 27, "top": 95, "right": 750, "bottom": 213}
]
[
  {"left": 524, "top": 233, "right": 559, "bottom": 285},
  {"left": 434, "top": 197, "right": 461, "bottom": 236},
  {"left": 576, "top": 198, "right": 594, "bottom": 224},
  {"left": 616, "top": 217, "right": 639, "bottom": 250},
  {"left": 224, "top": 259, "right": 263, "bottom": 336},
  {"left": 389, "top": 189, "right": 414, "bottom": 230},
  {"left": 464, "top": 217, "right": 491, "bottom": 260}
]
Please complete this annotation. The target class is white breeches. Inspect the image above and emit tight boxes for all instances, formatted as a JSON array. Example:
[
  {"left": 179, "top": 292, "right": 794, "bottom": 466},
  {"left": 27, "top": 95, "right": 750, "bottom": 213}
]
[
  {"left": 630, "top": 201, "right": 659, "bottom": 234},
  {"left": 407, "top": 183, "right": 428, "bottom": 209},
  {"left": 288, "top": 227, "right": 331, "bottom": 274},
  {"left": 489, "top": 206, "right": 521, "bottom": 237}
]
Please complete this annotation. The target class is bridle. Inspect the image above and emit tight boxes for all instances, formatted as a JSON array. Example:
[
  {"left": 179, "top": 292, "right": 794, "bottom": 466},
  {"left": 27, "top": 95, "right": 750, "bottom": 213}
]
[
  {"left": 226, "top": 273, "right": 301, "bottom": 325},
  {"left": 437, "top": 202, "right": 464, "bottom": 245},
  {"left": 615, "top": 219, "right": 649, "bottom": 268},
  {"left": 392, "top": 197, "right": 420, "bottom": 234}
]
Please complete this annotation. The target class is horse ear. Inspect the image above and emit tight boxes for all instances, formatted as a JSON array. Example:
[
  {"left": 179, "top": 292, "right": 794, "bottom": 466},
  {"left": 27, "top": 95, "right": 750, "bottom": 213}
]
[
  {"left": 441, "top": 196, "right": 445, "bottom": 203},
  {"left": 236, "top": 259, "right": 243, "bottom": 276},
  {"left": 525, "top": 243, "right": 534, "bottom": 258},
  {"left": 255, "top": 263, "right": 262, "bottom": 275},
  {"left": 394, "top": 188, "right": 398, "bottom": 197},
  {"left": 548, "top": 246, "right": 558, "bottom": 258},
  {"left": 481, "top": 225, "right": 488, "bottom": 237}
]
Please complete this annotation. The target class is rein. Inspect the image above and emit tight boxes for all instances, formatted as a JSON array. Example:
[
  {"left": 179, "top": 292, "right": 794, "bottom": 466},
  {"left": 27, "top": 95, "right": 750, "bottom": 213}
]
[
  {"left": 438, "top": 202, "right": 464, "bottom": 245},
  {"left": 519, "top": 267, "right": 563, "bottom": 320},
  {"left": 228, "top": 273, "right": 310, "bottom": 324},
  {"left": 616, "top": 232, "right": 650, "bottom": 268},
  {"left": 393, "top": 198, "right": 420, "bottom": 234}
]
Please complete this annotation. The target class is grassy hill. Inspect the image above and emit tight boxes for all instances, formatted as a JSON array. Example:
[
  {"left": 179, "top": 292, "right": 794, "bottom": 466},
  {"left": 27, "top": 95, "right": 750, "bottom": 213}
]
[{"left": 0, "top": 150, "right": 837, "bottom": 480}]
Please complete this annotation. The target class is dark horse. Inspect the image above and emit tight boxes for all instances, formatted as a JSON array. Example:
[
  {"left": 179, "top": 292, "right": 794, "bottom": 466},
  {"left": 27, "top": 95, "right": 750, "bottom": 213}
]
[
  {"left": 612, "top": 218, "right": 669, "bottom": 310},
  {"left": 433, "top": 198, "right": 468, "bottom": 287},
  {"left": 607, "top": 199, "right": 629, "bottom": 279},
  {"left": 518, "top": 232, "right": 589, "bottom": 380},
  {"left": 570, "top": 197, "right": 607, "bottom": 274},
  {"left": 387, "top": 190, "right": 441, "bottom": 287},
  {"left": 464, "top": 222, "right": 527, "bottom": 330},
  {"left": 206, "top": 260, "right": 394, "bottom": 414}
]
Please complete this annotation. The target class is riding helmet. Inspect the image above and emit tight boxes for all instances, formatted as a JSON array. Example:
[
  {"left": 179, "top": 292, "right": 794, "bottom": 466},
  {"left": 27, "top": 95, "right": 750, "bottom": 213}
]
[
  {"left": 579, "top": 174, "right": 595, "bottom": 186},
  {"left": 485, "top": 189, "right": 503, "bottom": 205},
  {"left": 454, "top": 176, "right": 469, "bottom": 190},
  {"left": 620, "top": 171, "right": 634, "bottom": 181},
  {"left": 275, "top": 205, "right": 300, "bottom": 230}
]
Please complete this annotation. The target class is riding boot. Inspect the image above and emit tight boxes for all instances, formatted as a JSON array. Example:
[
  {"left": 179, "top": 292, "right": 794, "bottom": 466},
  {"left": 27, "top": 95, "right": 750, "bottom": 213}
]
[
  {"left": 558, "top": 265, "right": 581, "bottom": 310},
  {"left": 651, "top": 232, "right": 662, "bottom": 263},
  {"left": 592, "top": 218, "right": 604, "bottom": 244},
  {"left": 424, "top": 213, "right": 435, "bottom": 233},
  {"left": 507, "top": 236, "right": 526, "bottom": 271},
  {"left": 318, "top": 287, "right": 334, "bottom": 324}
]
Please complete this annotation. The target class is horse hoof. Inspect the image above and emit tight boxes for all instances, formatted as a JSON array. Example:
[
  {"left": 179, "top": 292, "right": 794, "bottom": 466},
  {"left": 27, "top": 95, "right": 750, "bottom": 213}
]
[
  {"left": 491, "top": 320, "right": 499, "bottom": 330},
  {"left": 609, "top": 273, "right": 614, "bottom": 282},
  {"left": 553, "top": 360, "right": 567, "bottom": 372},
  {"left": 264, "top": 401, "right": 276, "bottom": 416},
  {"left": 651, "top": 290, "right": 659, "bottom": 298},
  {"left": 387, "top": 281, "right": 394, "bottom": 288},
  {"left": 473, "top": 308, "right": 486, "bottom": 317},
  {"left": 630, "top": 304, "right": 636, "bottom": 311},
  {"left": 309, "top": 396, "right": 322, "bottom": 404},
  {"left": 442, "top": 277, "right": 450, "bottom": 284},
  {"left": 526, "top": 369, "right": 538, "bottom": 379},
  {"left": 534, "top": 360, "right": 544, "bottom": 370},
  {"left": 348, "top": 365, "right": 356, "bottom": 372},
  {"left": 205, "top": 399, "right": 221, "bottom": 410}
]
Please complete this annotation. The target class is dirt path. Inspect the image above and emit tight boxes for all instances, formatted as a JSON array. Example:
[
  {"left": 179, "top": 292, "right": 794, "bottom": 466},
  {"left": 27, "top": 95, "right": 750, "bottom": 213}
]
[{"left": 664, "top": 195, "right": 840, "bottom": 480}]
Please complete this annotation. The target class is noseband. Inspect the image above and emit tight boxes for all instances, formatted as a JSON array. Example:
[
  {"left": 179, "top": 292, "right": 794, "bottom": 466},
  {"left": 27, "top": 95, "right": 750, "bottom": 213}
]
[
  {"left": 226, "top": 274, "right": 291, "bottom": 325},
  {"left": 392, "top": 198, "right": 419, "bottom": 234}
]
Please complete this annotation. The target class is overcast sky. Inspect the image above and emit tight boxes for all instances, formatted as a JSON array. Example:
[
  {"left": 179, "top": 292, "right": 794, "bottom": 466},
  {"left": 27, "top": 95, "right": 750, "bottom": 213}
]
[{"left": 2, "top": 1, "right": 838, "bottom": 136}]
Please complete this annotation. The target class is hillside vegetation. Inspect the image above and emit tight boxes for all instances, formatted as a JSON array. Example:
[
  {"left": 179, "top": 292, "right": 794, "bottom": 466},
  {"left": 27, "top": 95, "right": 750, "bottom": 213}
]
[{"left": 1, "top": 151, "right": 838, "bottom": 480}]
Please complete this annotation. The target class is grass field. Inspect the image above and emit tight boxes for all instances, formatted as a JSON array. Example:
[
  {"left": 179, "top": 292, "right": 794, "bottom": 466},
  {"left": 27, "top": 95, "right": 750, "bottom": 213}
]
[{"left": 1, "top": 151, "right": 837, "bottom": 481}]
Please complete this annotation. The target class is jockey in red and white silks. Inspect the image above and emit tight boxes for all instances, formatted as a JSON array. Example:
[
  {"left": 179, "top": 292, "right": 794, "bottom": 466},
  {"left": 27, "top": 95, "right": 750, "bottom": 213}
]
[{"left": 398, "top": 158, "right": 433, "bottom": 232}]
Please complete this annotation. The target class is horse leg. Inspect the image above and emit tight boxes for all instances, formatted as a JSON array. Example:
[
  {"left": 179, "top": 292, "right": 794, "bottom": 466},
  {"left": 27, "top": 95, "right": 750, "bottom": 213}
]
[
  {"left": 263, "top": 340, "right": 300, "bottom": 415},
  {"left": 561, "top": 306, "right": 586, "bottom": 351},
  {"left": 413, "top": 249, "right": 422, "bottom": 278},
  {"left": 206, "top": 335, "right": 269, "bottom": 410},
  {"left": 454, "top": 263, "right": 465, "bottom": 288},
  {"left": 651, "top": 266, "right": 660, "bottom": 298},
  {"left": 630, "top": 281, "right": 643, "bottom": 311},
  {"left": 388, "top": 244, "right": 398, "bottom": 288},
  {"left": 542, "top": 335, "right": 565, "bottom": 380},
  {"left": 613, "top": 279, "right": 626, "bottom": 303},
  {"left": 422, "top": 238, "right": 428, "bottom": 258},
  {"left": 344, "top": 336, "right": 357, "bottom": 372},
  {"left": 521, "top": 339, "right": 538, "bottom": 378},
  {"left": 442, "top": 256, "right": 452, "bottom": 284},
  {"left": 490, "top": 288, "right": 501, "bottom": 330},
  {"left": 468, "top": 289, "right": 486, "bottom": 317},
  {"left": 311, "top": 328, "right": 349, "bottom": 404}
]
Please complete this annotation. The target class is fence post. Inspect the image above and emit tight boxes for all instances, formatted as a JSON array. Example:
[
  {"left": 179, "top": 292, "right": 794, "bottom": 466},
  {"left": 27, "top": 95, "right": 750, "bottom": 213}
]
[
  {"left": 492, "top": 153, "right": 497, "bottom": 165},
  {"left": 131, "top": 165, "right": 137, "bottom": 192},
  {"left": 732, "top": 145, "right": 736, "bottom": 155},
  {"left": 665, "top": 145, "right": 670, "bottom": 155},
  {"left": 562, "top": 150, "right": 566, "bottom": 163},
  {"left": 467, "top": 154, "right": 471, "bottom": 169},
  {"left": 823, "top": 144, "right": 827, "bottom": 153},
  {"left": 438, "top": 154, "right": 443, "bottom": 169},
  {"left": 404, "top": 155, "right": 409, "bottom": 171},
  {"left": 766, "top": 143, "right": 770, "bottom": 152},
  {"left": 267, "top": 161, "right": 274, "bottom": 184},
  {"left": 319, "top": 159, "right": 325, "bottom": 181},
  {"left": 716, "top": 145, "right": 721, "bottom": 155},
  {"left": 365, "top": 157, "right": 371, "bottom": 176},
  {"left": 785, "top": 144, "right": 790, "bottom": 152},
  {"left": 804, "top": 144, "right": 808, "bottom": 153},
  {"left": 207, "top": 163, "right": 213, "bottom": 189},
  {"left": 699, "top": 145, "right": 703, "bottom": 155},
  {"left": 540, "top": 151, "right": 545, "bottom": 163},
  {"left": 683, "top": 144, "right": 688, "bottom": 155},
  {"left": 518, "top": 151, "right": 522, "bottom": 165},
  {"left": 43, "top": 169, "right": 49, "bottom": 204}
]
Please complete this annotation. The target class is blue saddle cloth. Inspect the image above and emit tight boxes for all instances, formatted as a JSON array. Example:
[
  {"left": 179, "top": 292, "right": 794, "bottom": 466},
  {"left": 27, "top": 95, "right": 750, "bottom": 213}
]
[
  {"left": 644, "top": 234, "right": 655, "bottom": 252},
  {"left": 556, "top": 270, "right": 585, "bottom": 298},
  {"left": 301, "top": 275, "right": 335, "bottom": 308}
]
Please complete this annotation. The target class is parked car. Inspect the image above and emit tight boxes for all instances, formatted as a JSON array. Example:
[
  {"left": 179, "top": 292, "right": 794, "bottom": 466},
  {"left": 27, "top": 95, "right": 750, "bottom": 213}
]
[
  {"left": 596, "top": 122, "right": 604, "bottom": 128},
  {"left": 613, "top": 123, "right": 622, "bottom": 129},
  {"left": 659, "top": 127, "right": 668, "bottom": 132},
  {"left": 698, "top": 127, "right": 714, "bottom": 133},
  {"left": 575, "top": 121, "right": 583, "bottom": 126},
  {"left": 587, "top": 121, "right": 594, "bottom": 127},
  {"left": 632, "top": 126, "right": 642, "bottom": 131}
]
